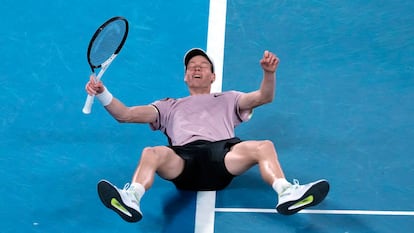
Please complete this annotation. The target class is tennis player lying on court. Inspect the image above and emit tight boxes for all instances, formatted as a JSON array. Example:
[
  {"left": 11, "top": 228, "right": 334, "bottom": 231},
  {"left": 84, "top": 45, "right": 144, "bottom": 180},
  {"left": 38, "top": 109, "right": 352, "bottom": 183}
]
[{"left": 85, "top": 48, "right": 330, "bottom": 222}]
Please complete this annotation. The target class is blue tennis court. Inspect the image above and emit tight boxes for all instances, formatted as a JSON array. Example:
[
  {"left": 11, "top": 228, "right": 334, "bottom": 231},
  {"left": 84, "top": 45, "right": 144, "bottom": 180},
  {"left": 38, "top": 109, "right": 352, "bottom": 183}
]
[{"left": 1, "top": 0, "right": 413, "bottom": 232}]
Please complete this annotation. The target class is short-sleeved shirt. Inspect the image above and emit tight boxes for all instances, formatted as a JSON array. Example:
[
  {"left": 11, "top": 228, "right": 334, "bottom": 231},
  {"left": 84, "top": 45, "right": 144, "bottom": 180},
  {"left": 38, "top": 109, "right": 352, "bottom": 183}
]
[{"left": 150, "top": 91, "right": 252, "bottom": 146}]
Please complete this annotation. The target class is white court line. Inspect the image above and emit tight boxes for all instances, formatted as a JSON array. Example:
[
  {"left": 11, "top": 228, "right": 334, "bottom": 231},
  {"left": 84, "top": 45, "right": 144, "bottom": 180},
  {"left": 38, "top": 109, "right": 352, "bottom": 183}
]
[
  {"left": 207, "top": 0, "right": 227, "bottom": 94},
  {"left": 195, "top": 191, "right": 217, "bottom": 233},
  {"left": 215, "top": 208, "right": 414, "bottom": 216},
  {"left": 194, "top": 0, "right": 227, "bottom": 233}
]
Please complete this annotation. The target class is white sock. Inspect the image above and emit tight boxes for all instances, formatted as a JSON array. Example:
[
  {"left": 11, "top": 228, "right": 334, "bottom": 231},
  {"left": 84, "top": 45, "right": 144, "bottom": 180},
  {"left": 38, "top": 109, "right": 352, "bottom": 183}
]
[
  {"left": 272, "top": 178, "right": 291, "bottom": 195},
  {"left": 129, "top": 182, "right": 146, "bottom": 200}
]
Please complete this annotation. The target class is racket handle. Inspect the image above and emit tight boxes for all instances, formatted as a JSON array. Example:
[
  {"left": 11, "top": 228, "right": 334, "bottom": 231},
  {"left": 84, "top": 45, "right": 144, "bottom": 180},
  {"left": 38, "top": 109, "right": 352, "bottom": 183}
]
[{"left": 82, "top": 94, "right": 95, "bottom": 114}]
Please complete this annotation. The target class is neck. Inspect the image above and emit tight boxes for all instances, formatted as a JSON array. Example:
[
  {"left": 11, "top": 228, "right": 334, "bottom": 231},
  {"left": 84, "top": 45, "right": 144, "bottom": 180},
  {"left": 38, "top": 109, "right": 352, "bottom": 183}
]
[{"left": 189, "top": 87, "right": 211, "bottom": 96}]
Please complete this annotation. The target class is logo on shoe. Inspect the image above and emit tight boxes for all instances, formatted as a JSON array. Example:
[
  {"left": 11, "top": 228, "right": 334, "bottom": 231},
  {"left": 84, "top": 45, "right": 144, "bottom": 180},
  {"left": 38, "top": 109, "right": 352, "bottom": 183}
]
[
  {"left": 288, "top": 195, "right": 314, "bottom": 210},
  {"left": 111, "top": 198, "right": 132, "bottom": 217}
]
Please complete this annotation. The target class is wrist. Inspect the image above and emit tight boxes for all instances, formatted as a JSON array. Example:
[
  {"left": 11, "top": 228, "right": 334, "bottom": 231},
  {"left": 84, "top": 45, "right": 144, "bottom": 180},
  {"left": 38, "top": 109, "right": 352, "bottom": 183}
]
[
  {"left": 264, "top": 70, "right": 276, "bottom": 78},
  {"left": 96, "top": 87, "right": 113, "bottom": 106},
  {"left": 263, "top": 68, "right": 275, "bottom": 74}
]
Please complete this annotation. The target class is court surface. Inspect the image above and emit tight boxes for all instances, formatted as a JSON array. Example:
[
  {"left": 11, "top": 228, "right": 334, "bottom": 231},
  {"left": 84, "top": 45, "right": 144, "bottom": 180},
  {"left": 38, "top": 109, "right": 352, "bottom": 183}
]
[{"left": 1, "top": 0, "right": 413, "bottom": 232}]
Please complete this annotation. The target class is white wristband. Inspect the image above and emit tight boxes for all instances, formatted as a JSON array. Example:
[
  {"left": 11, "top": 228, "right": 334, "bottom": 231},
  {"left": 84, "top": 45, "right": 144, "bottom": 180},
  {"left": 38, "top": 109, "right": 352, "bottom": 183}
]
[{"left": 96, "top": 87, "right": 113, "bottom": 106}]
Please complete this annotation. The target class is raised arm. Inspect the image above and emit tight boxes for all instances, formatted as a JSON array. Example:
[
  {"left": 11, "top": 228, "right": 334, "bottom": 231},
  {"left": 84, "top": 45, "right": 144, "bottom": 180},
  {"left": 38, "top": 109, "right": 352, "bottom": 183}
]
[
  {"left": 238, "top": 50, "right": 279, "bottom": 111},
  {"left": 85, "top": 75, "right": 158, "bottom": 123}
]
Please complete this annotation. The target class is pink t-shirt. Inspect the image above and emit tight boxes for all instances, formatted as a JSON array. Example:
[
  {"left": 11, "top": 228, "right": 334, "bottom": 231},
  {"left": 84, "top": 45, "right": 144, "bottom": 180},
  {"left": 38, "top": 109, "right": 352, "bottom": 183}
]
[{"left": 150, "top": 91, "right": 252, "bottom": 146}]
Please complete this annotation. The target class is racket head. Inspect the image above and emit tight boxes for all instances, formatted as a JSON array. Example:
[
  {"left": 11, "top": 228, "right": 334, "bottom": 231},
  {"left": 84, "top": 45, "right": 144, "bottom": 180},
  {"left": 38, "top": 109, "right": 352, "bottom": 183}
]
[{"left": 87, "top": 16, "right": 129, "bottom": 72}]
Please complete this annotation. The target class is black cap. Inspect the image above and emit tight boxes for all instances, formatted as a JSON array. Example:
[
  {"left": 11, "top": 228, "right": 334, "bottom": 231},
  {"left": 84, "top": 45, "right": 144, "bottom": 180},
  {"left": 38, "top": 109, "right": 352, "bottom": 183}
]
[{"left": 184, "top": 48, "right": 214, "bottom": 73}]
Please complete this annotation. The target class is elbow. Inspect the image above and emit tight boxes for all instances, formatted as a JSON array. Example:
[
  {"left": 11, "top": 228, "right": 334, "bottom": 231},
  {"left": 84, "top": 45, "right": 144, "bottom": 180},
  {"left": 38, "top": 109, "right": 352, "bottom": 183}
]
[
  {"left": 115, "top": 118, "right": 127, "bottom": 123},
  {"left": 112, "top": 108, "right": 133, "bottom": 123},
  {"left": 268, "top": 94, "right": 275, "bottom": 103},
  {"left": 254, "top": 96, "right": 273, "bottom": 107},
  {"left": 264, "top": 98, "right": 273, "bottom": 105},
  {"left": 112, "top": 115, "right": 127, "bottom": 123},
  {"left": 258, "top": 88, "right": 275, "bottom": 105},
  {"left": 262, "top": 93, "right": 274, "bottom": 104}
]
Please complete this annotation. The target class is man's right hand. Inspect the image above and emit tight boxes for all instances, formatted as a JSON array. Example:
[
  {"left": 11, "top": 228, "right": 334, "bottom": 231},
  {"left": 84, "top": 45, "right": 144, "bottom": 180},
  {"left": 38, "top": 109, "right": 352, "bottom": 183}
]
[{"left": 85, "top": 74, "right": 105, "bottom": 95}]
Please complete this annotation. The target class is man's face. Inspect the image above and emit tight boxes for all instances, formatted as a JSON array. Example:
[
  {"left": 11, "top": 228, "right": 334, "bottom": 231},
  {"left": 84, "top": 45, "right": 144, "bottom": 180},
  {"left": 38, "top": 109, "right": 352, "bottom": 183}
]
[{"left": 184, "top": 55, "right": 215, "bottom": 89}]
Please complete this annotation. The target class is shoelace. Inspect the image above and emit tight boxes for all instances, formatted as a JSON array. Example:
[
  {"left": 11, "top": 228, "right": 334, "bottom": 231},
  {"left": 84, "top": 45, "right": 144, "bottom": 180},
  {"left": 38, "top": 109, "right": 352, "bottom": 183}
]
[
  {"left": 291, "top": 179, "right": 300, "bottom": 189},
  {"left": 279, "top": 179, "right": 301, "bottom": 197},
  {"left": 123, "top": 183, "right": 131, "bottom": 190},
  {"left": 123, "top": 183, "right": 140, "bottom": 204}
]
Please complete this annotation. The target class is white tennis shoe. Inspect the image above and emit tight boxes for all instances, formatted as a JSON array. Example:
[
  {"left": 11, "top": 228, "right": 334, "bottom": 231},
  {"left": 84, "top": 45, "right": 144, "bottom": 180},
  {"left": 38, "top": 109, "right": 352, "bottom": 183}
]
[
  {"left": 97, "top": 180, "right": 143, "bottom": 222},
  {"left": 276, "top": 179, "right": 329, "bottom": 215}
]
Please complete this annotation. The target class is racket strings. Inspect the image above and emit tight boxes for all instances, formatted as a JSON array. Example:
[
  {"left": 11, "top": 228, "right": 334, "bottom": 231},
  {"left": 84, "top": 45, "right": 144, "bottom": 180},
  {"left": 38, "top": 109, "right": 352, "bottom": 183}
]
[{"left": 89, "top": 20, "right": 127, "bottom": 67}]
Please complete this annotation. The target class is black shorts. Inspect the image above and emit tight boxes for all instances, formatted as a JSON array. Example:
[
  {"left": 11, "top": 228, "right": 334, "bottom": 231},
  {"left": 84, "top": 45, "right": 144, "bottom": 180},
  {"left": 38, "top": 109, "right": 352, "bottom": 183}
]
[{"left": 168, "top": 137, "right": 242, "bottom": 191}]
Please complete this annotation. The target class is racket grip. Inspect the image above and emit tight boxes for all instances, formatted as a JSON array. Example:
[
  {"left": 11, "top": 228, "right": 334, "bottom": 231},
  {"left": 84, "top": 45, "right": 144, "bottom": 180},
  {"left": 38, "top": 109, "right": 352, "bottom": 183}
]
[{"left": 82, "top": 94, "right": 95, "bottom": 114}]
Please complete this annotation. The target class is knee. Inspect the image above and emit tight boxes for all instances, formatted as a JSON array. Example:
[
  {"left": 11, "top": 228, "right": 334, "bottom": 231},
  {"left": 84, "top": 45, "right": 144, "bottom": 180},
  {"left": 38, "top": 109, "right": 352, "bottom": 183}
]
[
  {"left": 140, "top": 147, "right": 158, "bottom": 161},
  {"left": 142, "top": 146, "right": 156, "bottom": 154},
  {"left": 257, "top": 140, "right": 278, "bottom": 158},
  {"left": 140, "top": 146, "right": 169, "bottom": 162},
  {"left": 258, "top": 140, "right": 274, "bottom": 149}
]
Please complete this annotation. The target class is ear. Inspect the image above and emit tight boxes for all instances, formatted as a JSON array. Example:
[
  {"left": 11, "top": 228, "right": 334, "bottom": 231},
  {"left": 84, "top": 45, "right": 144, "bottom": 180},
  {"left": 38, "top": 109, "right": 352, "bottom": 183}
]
[{"left": 210, "top": 73, "right": 216, "bottom": 83}]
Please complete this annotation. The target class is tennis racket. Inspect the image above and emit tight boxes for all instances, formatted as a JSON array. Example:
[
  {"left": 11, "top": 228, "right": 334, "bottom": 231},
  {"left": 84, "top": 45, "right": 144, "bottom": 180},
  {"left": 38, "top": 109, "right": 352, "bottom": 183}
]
[{"left": 82, "top": 16, "right": 129, "bottom": 114}]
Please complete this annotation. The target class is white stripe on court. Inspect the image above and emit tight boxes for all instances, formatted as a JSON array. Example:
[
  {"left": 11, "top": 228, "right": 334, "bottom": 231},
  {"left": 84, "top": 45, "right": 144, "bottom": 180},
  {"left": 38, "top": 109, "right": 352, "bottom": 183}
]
[
  {"left": 195, "top": 191, "right": 217, "bottom": 233},
  {"left": 207, "top": 0, "right": 227, "bottom": 94},
  {"left": 215, "top": 208, "right": 414, "bottom": 216},
  {"left": 194, "top": 0, "right": 227, "bottom": 233}
]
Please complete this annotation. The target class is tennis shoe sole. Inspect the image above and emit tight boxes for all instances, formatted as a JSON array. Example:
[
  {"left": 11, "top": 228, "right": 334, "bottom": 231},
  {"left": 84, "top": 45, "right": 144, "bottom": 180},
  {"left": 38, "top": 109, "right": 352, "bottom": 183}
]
[
  {"left": 276, "top": 180, "right": 329, "bottom": 215},
  {"left": 97, "top": 180, "right": 142, "bottom": 222}
]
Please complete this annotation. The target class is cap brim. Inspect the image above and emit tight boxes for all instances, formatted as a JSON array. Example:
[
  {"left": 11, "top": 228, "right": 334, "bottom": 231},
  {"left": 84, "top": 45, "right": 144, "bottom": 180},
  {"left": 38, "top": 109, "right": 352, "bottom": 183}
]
[{"left": 184, "top": 48, "right": 214, "bottom": 72}]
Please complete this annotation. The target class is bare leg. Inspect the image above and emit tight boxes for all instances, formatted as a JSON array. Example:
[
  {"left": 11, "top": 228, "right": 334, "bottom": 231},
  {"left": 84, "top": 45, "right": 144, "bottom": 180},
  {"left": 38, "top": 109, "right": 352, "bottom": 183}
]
[
  {"left": 225, "top": 140, "right": 330, "bottom": 215},
  {"left": 225, "top": 140, "right": 285, "bottom": 185},
  {"left": 131, "top": 146, "right": 185, "bottom": 190},
  {"left": 97, "top": 146, "right": 185, "bottom": 223}
]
